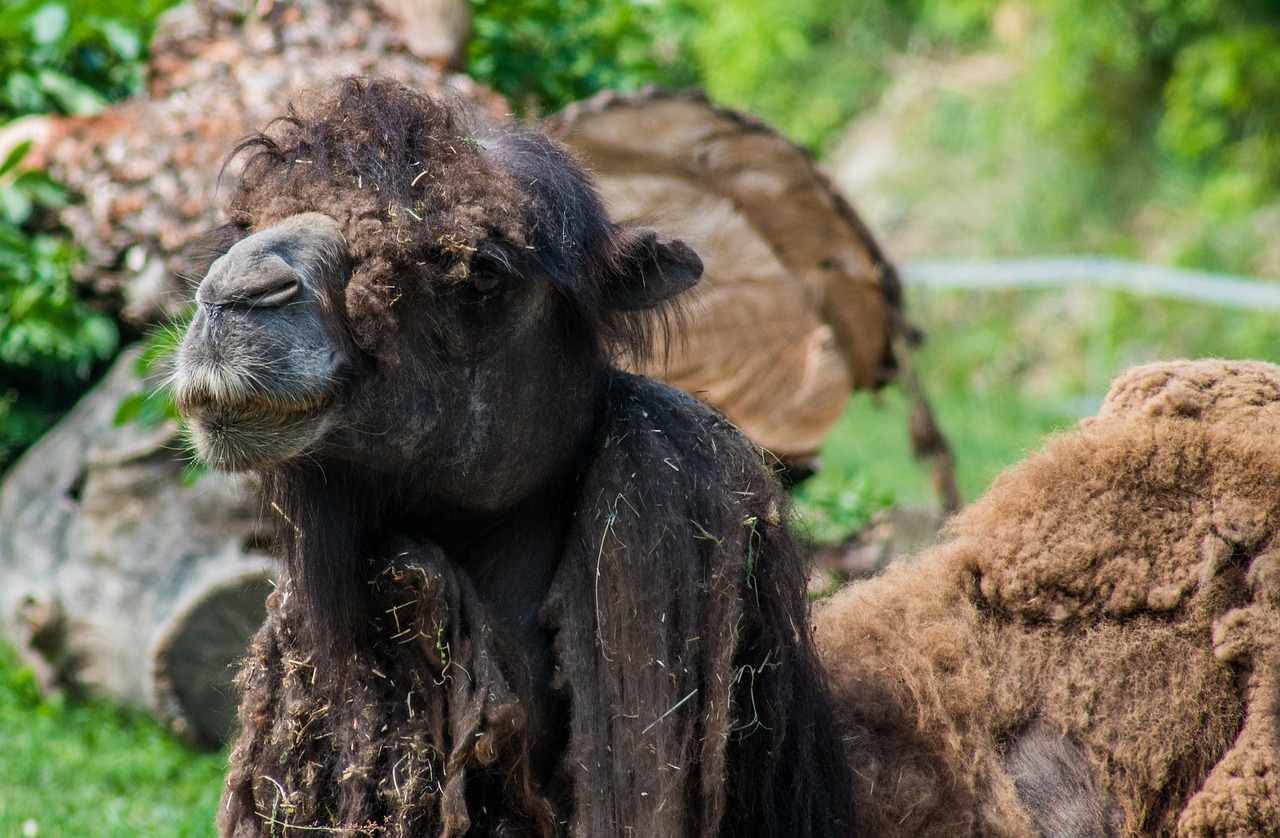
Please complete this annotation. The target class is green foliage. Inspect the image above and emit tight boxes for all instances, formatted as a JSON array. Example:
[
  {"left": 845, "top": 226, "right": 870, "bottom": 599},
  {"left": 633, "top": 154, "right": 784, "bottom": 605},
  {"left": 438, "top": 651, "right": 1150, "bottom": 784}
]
[
  {"left": 1021, "top": 0, "right": 1280, "bottom": 167},
  {"left": 0, "top": 145, "right": 115, "bottom": 375},
  {"left": 113, "top": 313, "right": 188, "bottom": 430},
  {"left": 464, "top": 0, "right": 1280, "bottom": 268},
  {"left": 792, "top": 473, "right": 892, "bottom": 545},
  {"left": 0, "top": 0, "right": 178, "bottom": 119},
  {"left": 0, "top": 142, "right": 117, "bottom": 464},
  {"left": 1160, "top": 25, "right": 1280, "bottom": 211},
  {"left": 666, "top": 0, "right": 903, "bottom": 151},
  {"left": 1013, "top": 1, "right": 1280, "bottom": 267},
  {"left": 665, "top": 0, "right": 994, "bottom": 152},
  {"left": 0, "top": 642, "right": 225, "bottom": 836},
  {"left": 113, "top": 310, "right": 212, "bottom": 486},
  {"left": 466, "top": 0, "right": 695, "bottom": 113},
  {"left": 914, "top": 0, "right": 996, "bottom": 41},
  {"left": 1022, "top": 0, "right": 1174, "bottom": 159},
  {"left": 464, "top": 0, "right": 994, "bottom": 149},
  {"left": 0, "top": 0, "right": 176, "bottom": 468}
]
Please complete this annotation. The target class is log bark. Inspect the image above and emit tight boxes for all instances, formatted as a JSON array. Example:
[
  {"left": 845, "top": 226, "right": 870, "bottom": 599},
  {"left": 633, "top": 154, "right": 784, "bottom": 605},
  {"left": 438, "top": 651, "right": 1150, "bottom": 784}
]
[{"left": 0, "top": 350, "right": 275, "bottom": 747}]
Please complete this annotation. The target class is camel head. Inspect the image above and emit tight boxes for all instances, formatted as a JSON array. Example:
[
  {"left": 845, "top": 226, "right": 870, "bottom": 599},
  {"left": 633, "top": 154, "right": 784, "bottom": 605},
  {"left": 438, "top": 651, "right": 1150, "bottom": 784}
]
[{"left": 172, "top": 78, "right": 702, "bottom": 513}]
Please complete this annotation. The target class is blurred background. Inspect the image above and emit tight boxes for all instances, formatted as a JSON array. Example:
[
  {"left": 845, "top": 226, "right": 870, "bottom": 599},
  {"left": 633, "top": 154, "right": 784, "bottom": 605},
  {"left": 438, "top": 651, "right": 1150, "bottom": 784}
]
[{"left": 3, "top": 0, "right": 1279, "bottom": 833}]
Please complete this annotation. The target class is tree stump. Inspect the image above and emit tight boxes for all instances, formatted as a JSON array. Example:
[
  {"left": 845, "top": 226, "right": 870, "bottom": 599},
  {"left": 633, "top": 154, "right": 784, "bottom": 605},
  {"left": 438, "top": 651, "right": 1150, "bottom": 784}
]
[{"left": 0, "top": 350, "right": 276, "bottom": 747}]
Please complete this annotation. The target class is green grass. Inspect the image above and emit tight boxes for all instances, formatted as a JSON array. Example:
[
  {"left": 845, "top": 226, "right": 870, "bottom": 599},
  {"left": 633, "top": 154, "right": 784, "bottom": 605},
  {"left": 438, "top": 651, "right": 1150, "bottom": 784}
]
[
  {"left": 0, "top": 644, "right": 225, "bottom": 837},
  {"left": 795, "top": 283, "right": 1280, "bottom": 538},
  {"left": 810, "top": 384, "right": 1077, "bottom": 510}
]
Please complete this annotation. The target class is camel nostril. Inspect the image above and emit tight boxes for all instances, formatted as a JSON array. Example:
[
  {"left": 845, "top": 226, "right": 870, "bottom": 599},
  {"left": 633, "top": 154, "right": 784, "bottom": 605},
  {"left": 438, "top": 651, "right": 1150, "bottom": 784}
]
[
  {"left": 197, "top": 215, "right": 347, "bottom": 311},
  {"left": 239, "top": 274, "right": 302, "bottom": 308},
  {"left": 203, "top": 257, "right": 304, "bottom": 310}
]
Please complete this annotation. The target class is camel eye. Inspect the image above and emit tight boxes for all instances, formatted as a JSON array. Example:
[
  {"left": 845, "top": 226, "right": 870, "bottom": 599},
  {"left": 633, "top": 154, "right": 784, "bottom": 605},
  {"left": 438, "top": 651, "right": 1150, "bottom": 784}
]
[
  {"left": 471, "top": 273, "right": 500, "bottom": 296},
  {"left": 453, "top": 266, "right": 503, "bottom": 306},
  {"left": 458, "top": 248, "right": 513, "bottom": 302}
]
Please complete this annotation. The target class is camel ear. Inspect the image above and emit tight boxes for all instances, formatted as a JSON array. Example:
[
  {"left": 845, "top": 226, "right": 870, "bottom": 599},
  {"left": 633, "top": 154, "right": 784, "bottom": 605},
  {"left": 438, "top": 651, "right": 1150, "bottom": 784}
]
[{"left": 602, "top": 227, "right": 703, "bottom": 310}]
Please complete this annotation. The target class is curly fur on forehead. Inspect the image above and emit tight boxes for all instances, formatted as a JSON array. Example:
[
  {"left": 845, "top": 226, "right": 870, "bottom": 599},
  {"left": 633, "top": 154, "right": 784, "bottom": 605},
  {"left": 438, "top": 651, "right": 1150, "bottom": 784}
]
[
  {"left": 219, "top": 76, "right": 650, "bottom": 364},
  {"left": 225, "top": 78, "right": 526, "bottom": 261}
]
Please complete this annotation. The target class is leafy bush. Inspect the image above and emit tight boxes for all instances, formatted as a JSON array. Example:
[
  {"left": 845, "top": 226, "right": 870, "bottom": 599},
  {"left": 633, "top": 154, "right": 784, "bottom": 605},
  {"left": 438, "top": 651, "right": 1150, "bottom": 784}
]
[
  {"left": 664, "top": 0, "right": 901, "bottom": 152},
  {"left": 466, "top": 0, "right": 696, "bottom": 113},
  {"left": 1020, "top": 1, "right": 1280, "bottom": 169},
  {"left": 1159, "top": 24, "right": 1280, "bottom": 221},
  {"left": 667, "top": 0, "right": 994, "bottom": 153},
  {"left": 792, "top": 473, "right": 892, "bottom": 545},
  {"left": 1014, "top": 1, "right": 1280, "bottom": 269},
  {"left": 0, "top": 0, "right": 176, "bottom": 120},
  {"left": 0, "top": 142, "right": 117, "bottom": 464},
  {"left": 465, "top": 0, "right": 993, "bottom": 151},
  {"left": 0, "top": 0, "right": 177, "bottom": 467}
]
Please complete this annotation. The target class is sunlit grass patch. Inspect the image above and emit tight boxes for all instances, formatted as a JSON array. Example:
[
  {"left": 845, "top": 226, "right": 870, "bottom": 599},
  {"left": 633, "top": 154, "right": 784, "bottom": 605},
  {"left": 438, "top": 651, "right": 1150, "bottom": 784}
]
[{"left": 0, "top": 644, "right": 225, "bottom": 838}]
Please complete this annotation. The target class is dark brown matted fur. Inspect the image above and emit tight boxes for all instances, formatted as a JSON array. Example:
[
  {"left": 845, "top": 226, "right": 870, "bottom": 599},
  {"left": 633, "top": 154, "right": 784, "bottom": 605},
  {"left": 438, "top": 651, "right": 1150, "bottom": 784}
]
[
  {"left": 176, "top": 78, "right": 852, "bottom": 837},
  {"left": 225, "top": 376, "right": 849, "bottom": 837}
]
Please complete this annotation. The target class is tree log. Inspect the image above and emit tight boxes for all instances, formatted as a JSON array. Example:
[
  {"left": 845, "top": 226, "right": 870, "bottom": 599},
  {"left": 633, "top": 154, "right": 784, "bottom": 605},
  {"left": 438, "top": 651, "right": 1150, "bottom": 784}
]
[
  {"left": 552, "top": 88, "right": 906, "bottom": 464},
  {"left": 0, "top": 350, "right": 275, "bottom": 747}
]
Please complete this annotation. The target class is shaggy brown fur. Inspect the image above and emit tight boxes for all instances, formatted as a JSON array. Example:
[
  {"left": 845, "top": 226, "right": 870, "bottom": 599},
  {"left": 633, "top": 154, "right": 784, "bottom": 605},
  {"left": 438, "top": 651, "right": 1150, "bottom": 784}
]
[
  {"left": 184, "top": 79, "right": 852, "bottom": 837},
  {"left": 816, "top": 359, "right": 1280, "bottom": 837}
]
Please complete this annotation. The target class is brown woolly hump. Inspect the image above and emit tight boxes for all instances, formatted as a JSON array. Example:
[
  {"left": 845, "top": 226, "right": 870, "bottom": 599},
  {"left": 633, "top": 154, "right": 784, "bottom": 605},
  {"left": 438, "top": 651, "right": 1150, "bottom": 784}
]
[
  {"left": 965, "top": 358, "right": 1280, "bottom": 621},
  {"left": 816, "top": 358, "right": 1280, "bottom": 836}
]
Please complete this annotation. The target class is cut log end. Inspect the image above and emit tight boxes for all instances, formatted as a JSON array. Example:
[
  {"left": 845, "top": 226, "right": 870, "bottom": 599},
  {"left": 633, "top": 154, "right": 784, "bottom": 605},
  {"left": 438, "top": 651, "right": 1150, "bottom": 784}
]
[{"left": 152, "top": 571, "right": 275, "bottom": 748}]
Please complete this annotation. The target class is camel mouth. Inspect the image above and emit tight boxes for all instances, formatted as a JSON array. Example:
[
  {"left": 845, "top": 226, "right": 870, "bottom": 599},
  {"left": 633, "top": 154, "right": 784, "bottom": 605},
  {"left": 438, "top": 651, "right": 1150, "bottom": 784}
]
[
  {"left": 176, "top": 388, "right": 338, "bottom": 471},
  {"left": 175, "top": 388, "right": 335, "bottom": 423}
]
